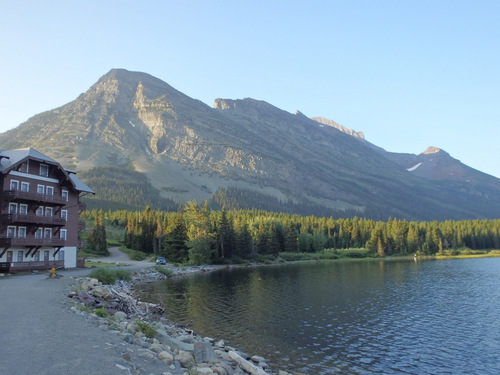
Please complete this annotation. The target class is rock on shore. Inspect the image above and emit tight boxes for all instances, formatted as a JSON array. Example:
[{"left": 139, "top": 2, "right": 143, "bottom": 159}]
[{"left": 67, "top": 268, "right": 292, "bottom": 375}]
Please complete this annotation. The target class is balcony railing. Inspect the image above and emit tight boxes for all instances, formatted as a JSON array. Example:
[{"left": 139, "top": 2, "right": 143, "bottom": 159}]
[
  {"left": 0, "top": 237, "right": 66, "bottom": 247},
  {"left": 2, "top": 213, "right": 66, "bottom": 226},
  {"left": 4, "top": 190, "right": 67, "bottom": 205}
]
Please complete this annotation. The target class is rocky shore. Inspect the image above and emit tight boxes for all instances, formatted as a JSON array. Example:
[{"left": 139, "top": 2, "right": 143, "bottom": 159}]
[{"left": 67, "top": 266, "right": 293, "bottom": 375}]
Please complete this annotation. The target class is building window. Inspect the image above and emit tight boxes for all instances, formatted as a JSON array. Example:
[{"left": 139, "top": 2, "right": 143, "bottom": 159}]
[
  {"left": 60, "top": 229, "right": 67, "bottom": 240},
  {"left": 10, "top": 180, "right": 19, "bottom": 190},
  {"left": 21, "top": 182, "right": 29, "bottom": 192},
  {"left": 44, "top": 228, "right": 52, "bottom": 239},
  {"left": 37, "top": 184, "right": 45, "bottom": 195},
  {"left": 8, "top": 203, "right": 17, "bottom": 214},
  {"left": 7, "top": 226, "right": 16, "bottom": 238},
  {"left": 18, "top": 161, "right": 28, "bottom": 173},
  {"left": 62, "top": 190, "right": 69, "bottom": 201},
  {"left": 18, "top": 227, "right": 27, "bottom": 238},
  {"left": 61, "top": 210, "right": 68, "bottom": 220},
  {"left": 40, "top": 164, "right": 49, "bottom": 177},
  {"left": 35, "top": 228, "right": 43, "bottom": 239},
  {"left": 58, "top": 250, "right": 65, "bottom": 261},
  {"left": 17, "top": 251, "right": 24, "bottom": 262},
  {"left": 45, "top": 207, "right": 53, "bottom": 217},
  {"left": 19, "top": 204, "right": 28, "bottom": 215},
  {"left": 36, "top": 206, "right": 44, "bottom": 216},
  {"left": 46, "top": 186, "right": 54, "bottom": 196},
  {"left": 34, "top": 251, "right": 40, "bottom": 261}
]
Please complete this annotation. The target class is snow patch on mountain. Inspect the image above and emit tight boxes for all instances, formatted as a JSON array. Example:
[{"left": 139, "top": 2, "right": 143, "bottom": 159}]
[{"left": 407, "top": 162, "right": 423, "bottom": 172}]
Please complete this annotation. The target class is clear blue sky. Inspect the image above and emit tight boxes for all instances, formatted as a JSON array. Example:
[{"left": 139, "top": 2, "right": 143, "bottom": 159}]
[{"left": 1, "top": 1, "right": 499, "bottom": 177}]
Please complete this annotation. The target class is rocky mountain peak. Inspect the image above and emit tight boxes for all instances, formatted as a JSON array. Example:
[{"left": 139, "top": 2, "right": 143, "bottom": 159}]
[
  {"left": 421, "top": 146, "right": 448, "bottom": 156},
  {"left": 0, "top": 69, "right": 499, "bottom": 220},
  {"left": 311, "top": 117, "right": 365, "bottom": 140}
]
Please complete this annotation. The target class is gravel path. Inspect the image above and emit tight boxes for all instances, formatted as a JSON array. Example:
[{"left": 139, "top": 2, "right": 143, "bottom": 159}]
[{"left": 0, "top": 248, "right": 168, "bottom": 375}]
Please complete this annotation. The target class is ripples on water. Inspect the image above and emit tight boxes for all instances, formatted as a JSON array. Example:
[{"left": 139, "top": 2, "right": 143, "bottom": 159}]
[{"left": 137, "top": 258, "right": 500, "bottom": 374}]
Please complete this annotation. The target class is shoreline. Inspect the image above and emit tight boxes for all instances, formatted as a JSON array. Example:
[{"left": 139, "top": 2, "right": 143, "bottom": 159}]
[
  {"left": 68, "top": 265, "right": 290, "bottom": 375},
  {"left": 66, "top": 253, "right": 500, "bottom": 374}
]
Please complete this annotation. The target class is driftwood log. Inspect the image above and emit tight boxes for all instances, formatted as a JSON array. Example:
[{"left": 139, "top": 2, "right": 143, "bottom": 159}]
[{"left": 71, "top": 280, "right": 164, "bottom": 317}]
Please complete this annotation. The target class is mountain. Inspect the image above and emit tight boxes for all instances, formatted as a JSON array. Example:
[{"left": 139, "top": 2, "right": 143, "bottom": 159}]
[{"left": 0, "top": 68, "right": 499, "bottom": 220}]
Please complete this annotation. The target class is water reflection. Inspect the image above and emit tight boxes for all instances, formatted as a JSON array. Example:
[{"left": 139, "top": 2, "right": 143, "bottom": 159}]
[{"left": 136, "top": 258, "right": 500, "bottom": 374}]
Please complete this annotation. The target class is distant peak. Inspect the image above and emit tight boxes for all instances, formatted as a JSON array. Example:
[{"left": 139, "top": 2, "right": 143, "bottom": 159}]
[{"left": 421, "top": 146, "right": 449, "bottom": 156}]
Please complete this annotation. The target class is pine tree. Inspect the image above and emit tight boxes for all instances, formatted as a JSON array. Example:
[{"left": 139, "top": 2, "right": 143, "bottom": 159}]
[
  {"left": 86, "top": 210, "right": 108, "bottom": 255},
  {"left": 163, "top": 213, "right": 188, "bottom": 263}
]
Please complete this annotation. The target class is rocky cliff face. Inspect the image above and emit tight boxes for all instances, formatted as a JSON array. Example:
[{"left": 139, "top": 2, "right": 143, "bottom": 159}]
[
  {"left": 311, "top": 116, "right": 365, "bottom": 140},
  {"left": 0, "top": 69, "right": 499, "bottom": 220}
]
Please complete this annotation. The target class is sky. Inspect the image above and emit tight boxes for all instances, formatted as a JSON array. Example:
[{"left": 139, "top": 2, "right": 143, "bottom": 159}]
[{"left": 1, "top": 1, "right": 499, "bottom": 177}]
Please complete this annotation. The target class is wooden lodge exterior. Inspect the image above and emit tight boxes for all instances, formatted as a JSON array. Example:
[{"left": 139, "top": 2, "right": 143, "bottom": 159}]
[{"left": 0, "top": 148, "right": 94, "bottom": 273}]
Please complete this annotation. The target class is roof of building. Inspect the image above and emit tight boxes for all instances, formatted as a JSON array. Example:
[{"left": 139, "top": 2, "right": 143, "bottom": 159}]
[
  {"left": 0, "top": 148, "right": 59, "bottom": 172},
  {"left": 69, "top": 173, "right": 95, "bottom": 194},
  {"left": 0, "top": 147, "right": 94, "bottom": 194}
]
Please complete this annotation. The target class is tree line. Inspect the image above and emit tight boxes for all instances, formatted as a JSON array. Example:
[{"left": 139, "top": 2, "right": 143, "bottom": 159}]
[{"left": 82, "top": 203, "right": 500, "bottom": 265}]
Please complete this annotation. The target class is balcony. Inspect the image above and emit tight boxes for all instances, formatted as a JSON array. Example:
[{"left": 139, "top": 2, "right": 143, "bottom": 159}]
[
  {"left": 2, "top": 213, "right": 66, "bottom": 226},
  {"left": 0, "top": 237, "right": 66, "bottom": 247},
  {"left": 4, "top": 190, "right": 67, "bottom": 205},
  {"left": 78, "top": 220, "right": 86, "bottom": 231}
]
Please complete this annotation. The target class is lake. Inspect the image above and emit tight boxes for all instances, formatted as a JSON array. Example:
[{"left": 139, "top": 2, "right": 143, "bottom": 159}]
[{"left": 136, "top": 258, "right": 500, "bottom": 374}]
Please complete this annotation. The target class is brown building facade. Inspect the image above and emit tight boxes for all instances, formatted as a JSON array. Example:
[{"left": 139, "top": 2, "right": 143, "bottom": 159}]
[{"left": 0, "top": 148, "right": 94, "bottom": 272}]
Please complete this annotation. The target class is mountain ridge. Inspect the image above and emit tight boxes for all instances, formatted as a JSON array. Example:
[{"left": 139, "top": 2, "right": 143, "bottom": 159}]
[{"left": 0, "top": 68, "right": 498, "bottom": 220}]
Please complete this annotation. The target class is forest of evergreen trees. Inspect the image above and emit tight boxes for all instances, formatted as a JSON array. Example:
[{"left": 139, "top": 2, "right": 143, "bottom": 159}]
[
  {"left": 80, "top": 165, "right": 177, "bottom": 212},
  {"left": 82, "top": 202, "right": 500, "bottom": 265}
]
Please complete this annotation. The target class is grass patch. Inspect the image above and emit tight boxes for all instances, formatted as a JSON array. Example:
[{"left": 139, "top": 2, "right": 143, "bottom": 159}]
[
  {"left": 85, "top": 260, "right": 119, "bottom": 268},
  {"left": 106, "top": 223, "right": 125, "bottom": 246},
  {"left": 88, "top": 268, "right": 132, "bottom": 285},
  {"left": 119, "top": 246, "right": 150, "bottom": 261},
  {"left": 279, "top": 248, "right": 371, "bottom": 262},
  {"left": 254, "top": 254, "right": 276, "bottom": 264},
  {"left": 154, "top": 265, "right": 173, "bottom": 277},
  {"left": 433, "top": 248, "right": 500, "bottom": 259}
]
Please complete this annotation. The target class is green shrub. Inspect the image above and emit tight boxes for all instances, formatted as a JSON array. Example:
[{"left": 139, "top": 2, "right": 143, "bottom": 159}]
[
  {"left": 88, "top": 268, "right": 132, "bottom": 285},
  {"left": 254, "top": 254, "right": 275, "bottom": 264},
  {"left": 154, "top": 265, "right": 173, "bottom": 277},
  {"left": 136, "top": 320, "right": 156, "bottom": 338},
  {"left": 114, "top": 269, "right": 133, "bottom": 281},
  {"left": 342, "top": 250, "right": 368, "bottom": 258},
  {"left": 95, "top": 307, "right": 109, "bottom": 318},
  {"left": 459, "top": 249, "right": 484, "bottom": 255},
  {"left": 119, "top": 246, "right": 149, "bottom": 261}
]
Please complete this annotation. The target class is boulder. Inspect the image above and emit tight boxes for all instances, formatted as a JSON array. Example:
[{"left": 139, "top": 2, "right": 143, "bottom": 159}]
[
  {"left": 158, "top": 350, "right": 174, "bottom": 365},
  {"left": 196, "top": 368, "right": 214, "bottom": 375},
  {"left": 194, "top": 341, "right": 216, "bottom": 363},
  {"left": 114, "top": 311, "right": 127, "bottom": 320},
  {"left": 150, "top": 343, "right": 165, "bottom": 354},
  {"left": 155, "top": 329, "right": 194, "bottom": 351},
  {"left": 90, "top": 285, "right": 113, "bottom": 299},
  {"left": 175, "top": 350, "right": 195, "bottom": 368}
]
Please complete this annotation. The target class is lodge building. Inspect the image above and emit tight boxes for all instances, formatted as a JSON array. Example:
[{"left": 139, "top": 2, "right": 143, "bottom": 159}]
[{"left": 0, "top": 148, "right": 94, "bottom": 273}]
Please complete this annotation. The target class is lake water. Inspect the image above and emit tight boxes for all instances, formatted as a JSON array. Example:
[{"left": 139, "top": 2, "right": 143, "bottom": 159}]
[{"left": 136, "top": 258, "right": 500, "bottom": 374}]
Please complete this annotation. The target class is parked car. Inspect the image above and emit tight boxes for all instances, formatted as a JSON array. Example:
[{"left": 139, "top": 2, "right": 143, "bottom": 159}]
[{"left": 156, "top": 256, "right": 166, "bottom": 265}]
